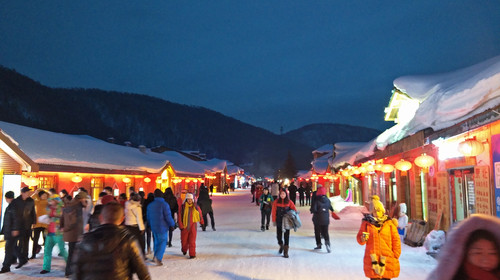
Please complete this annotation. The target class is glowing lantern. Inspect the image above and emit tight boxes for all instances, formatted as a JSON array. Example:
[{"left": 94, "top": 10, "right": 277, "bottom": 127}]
[
  {"left": 358, "top": 166, "right": 367, "bottom": 174},
  {"left": 144, "top": 177, "right": 151, "bottom": 183},
  {"left": 381, "top": 164, "right": 394, "bottom": 173},
  {"left": 352, "top": 167, "right": 361, "bottom": 175},
  {"left": 458, "top": 137, "right": 484, "bottom": 157},
  {"left": 374, "top": 163, "right": 384, "bottom": 171},
  {"left": 26, "top": 176, "right": 39, "bottom": 187},
  {"left": 122, "top": 177, "right": 131, "bottom": 184},
  {"left": 414, "top": 153, "right": 435, "bottom": 173},
  {"left": 366, "top": 164, "right": 375, "bottom": 173},
  {"left": 71, "top": 175, "right": 82, "bottom": 184},
  {"left": 341, "top": 169, "right": 349, "bottom": 177},
  {"left": 395, "top": 159, "right": 412, "bottom": 175}
]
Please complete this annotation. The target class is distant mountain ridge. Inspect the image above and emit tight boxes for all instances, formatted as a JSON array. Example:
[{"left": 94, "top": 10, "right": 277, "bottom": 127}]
[
  {"left": 0, "top": 65, "right": 313, "bottom": 176},
  {"left": 283, "top": 123, "right": 381, "bottom": 148},
  {"left": 0, "top": 65, "right": 381, "bottom": 176}
]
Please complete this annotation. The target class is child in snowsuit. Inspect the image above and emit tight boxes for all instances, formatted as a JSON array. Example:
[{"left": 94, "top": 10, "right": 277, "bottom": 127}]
[
  {"left": 356, "top": 195, "right": 401, "bottom": 279},
  {"left": 428, "top": 214, "right": 500, "bottom": 280},
  {"left": 259, "top": 188, "right": 274, "bottom": 231},
  {"left": 40, "top": 196, "right": 68, "bottom": 274},
  {"left": 397, "top": 203, "right": 408, "bottom": 243},
  {"left": 178, "top": 193, "right": 204, "bottom": 259}
]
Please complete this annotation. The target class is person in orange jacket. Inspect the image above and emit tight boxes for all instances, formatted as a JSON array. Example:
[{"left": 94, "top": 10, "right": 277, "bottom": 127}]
[
  {"left": 178, "top": 193, "right": 204, "bottom": 259},
  {"left": 272, "top": 189, "right": 297, "bottom": 258},
  {"left": 356, "top": 195, "right": 401, "bottom": 280}
]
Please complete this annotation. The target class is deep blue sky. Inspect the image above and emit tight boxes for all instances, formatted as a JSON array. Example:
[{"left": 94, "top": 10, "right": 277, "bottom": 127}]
[{"left": 1, "top": 2, "right": 500, "bottom": 133}]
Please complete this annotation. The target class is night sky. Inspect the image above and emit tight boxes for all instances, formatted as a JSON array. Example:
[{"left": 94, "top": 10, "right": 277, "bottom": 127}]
[{"left": 1, "top": 1, "right": 500, "bottom": 133}]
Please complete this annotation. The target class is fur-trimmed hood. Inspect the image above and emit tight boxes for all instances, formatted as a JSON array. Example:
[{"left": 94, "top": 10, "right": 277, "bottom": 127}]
[{"left": 427, "top": 214, "right": 500, "bottom": 280}]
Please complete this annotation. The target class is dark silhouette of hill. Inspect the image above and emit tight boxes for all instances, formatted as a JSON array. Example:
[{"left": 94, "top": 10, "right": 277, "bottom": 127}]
[
  {"left": 283, "top": 123, "right": 381, "bottom": 148},
  {"left": 0, "top": 65, "right": 313, "bottom": 176}
]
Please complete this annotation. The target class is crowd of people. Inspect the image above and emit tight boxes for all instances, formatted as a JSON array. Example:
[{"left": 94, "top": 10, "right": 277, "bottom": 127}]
[
  {"left": 0, "top": 184, "right": 216, "bottom": 279},
  {"left": 2, "top": 180, "right": 500, "bottom": 280}
]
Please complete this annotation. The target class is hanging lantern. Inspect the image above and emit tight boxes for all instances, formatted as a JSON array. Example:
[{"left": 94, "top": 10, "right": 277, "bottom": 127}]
[
  {"left": 358, "top": 166, "right": 367, "bottom": 174},
  {"left": 414, "top": 153, "right": 435, "bottom": 173},
  {"left": 366, "top": 164, "right": 375, "bottom": 173},
  {"left": 122, "top": 177, "right": 131, "bottom": 184},
  {"left": 458, "top": 137, "right": 484, "bottom": 157},
  {"left": 381, "top": 164, "right": 394, "bottom": 173},
  {"left": 25, "top": 176, "right": 39, "bottom": 187},
  {"left": 395, "top": 159, "right": 412, "bottom": 175},
  {"left": 71, "top": 175, "right": 83, "bottom": 183},
  {"left": 374, "top": 163, "right": 384, "bottom": 171},
  {"left": 144, "top": 177, "right": 151, "bottom": 183},
  {"left": 341, "top": 169, "right": 349, "bottom": 177},
  {"left": 352, "top": 167, "right": 361, "bottom": 175}
]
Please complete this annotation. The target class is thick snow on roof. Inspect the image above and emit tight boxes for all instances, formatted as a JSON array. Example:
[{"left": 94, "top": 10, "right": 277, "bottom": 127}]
[
  {"left": 297, "top": 170, "right": 312, "bottom": 179},
  {"left": 0, "top": 121, "right": 168, "bottom": 173},
  {"left": 331, "top": 142, "right": 374, "bottom": 168},
  {"left": 378, "top": 55, "right": 500, "bottom": 149},
  {"left": 159, "top": 151, "right": 208, "bottom": 176},
  {"left": 227, "top": 164, "right": 243, "bottom": 175},
  {"left": 311, "top": 156, "right": 329, "bottom": 174},
  {"left": 313, "top": 144, "right": 333, "bottom": 154},
  {"left": 202, "top": 158, "right": 227, "bottom": 173}
]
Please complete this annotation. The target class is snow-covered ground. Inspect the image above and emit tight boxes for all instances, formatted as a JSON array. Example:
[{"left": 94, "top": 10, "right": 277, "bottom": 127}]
[{"left": 0, "top": 190, "right": 437, "bottom": 280}]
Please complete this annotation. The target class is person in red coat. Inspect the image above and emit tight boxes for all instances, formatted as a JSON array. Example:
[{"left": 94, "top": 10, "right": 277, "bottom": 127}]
[
  {"left": 272, "top": 189, "right": 297, "bottom": 258},
  {"left": 254, "top": 184, "right": 263, "bottom": 206},
  {"left": 178, "top": 193, "right": 204, "bottom": 259}
]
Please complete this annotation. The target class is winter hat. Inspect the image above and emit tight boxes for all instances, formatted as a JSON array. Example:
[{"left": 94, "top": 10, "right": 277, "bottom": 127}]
[
  {"left": 399, "top": 203, "right": 407, "bottom": 214},
  {"left": 75, "top": 191, "right": 89, "bottom": 200},
  {"left": 186, "top": 193, "right": 194, "bottom": 200},
  {"left": 316, "top": 185, "right": 326, "bottom": 196},
  {"left": 101, "top": 194, "right": 116, "bottom": 205},
  {"left": 370, "top": 195, "right": 385, "bottom": 214}
]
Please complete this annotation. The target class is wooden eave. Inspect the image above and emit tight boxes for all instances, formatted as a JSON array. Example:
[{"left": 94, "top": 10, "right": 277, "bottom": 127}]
[{"left": 0, "top": 130, "right": 39, "bottom": 172}]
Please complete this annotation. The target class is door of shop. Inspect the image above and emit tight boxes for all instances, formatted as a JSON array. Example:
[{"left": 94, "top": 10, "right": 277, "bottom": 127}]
[{"left": 449, "top": 168, "right": 475, "bottom": 222}]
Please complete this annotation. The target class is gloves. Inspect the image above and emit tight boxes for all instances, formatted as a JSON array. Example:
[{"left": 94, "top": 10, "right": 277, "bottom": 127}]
[
  {"left": 331, "top": 212, "right": 340, "bottom": 220},
  {"left": 378, "top": 256, "right": 386, "bottom": 276},
  {"left": 370, "top": 254, "right": 381, "bottom": 276}
]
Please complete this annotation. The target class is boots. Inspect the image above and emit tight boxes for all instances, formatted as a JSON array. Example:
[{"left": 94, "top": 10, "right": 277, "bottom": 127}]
[
  {"left": 261, "top": 225, "right": 265, "bottom": 232},
  {"left": 266, "top": 224, "right": 269, "bottom": 230},
  {"left": 279, "top": 244, "right": 284, "bottom": 254},
  {"left": 283, "top": 245, "right": 289, "bottom": 258}
]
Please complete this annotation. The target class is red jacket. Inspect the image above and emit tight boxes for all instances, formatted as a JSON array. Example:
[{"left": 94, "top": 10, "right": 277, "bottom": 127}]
[
  {"left": 178, "top": 202, "right": 204, "bottom": 230},
  {"left": 271, "top": 200, "right": 297, "bottom": 223}
]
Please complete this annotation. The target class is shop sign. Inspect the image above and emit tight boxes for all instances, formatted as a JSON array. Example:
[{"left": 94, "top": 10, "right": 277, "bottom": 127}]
[{"left": 474, "top": 165, "right": 491, "bottom": 215}]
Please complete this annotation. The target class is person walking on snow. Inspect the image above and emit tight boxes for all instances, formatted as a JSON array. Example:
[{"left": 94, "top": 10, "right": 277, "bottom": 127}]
[
  {"left": 357, "top": 195, "right": 401, "bottom": 280},
  {"left": 178, "top": 193, "right": 204, "bottom": 259},
  {"left": 0, "top": 191, "right": 16, "bottom": 274},
  {"left": 197, "top": 188, "right": 216, "bottom": 231},
  {"left": 163, "top": 188, "right": 179, "bottom": 247},
  {"left": 40, "top": 196, "right": 67, "bottom": 274},
  {"left": 272, "top": 189, "right": 297, "bottom": 258},
  {"left": 310, "top": 185, "right": 336, "bottom": 253},
  {"left": 270, "top": 181, "right": 279, "bottom": 200},
  {"left": 147, "top": 189, "right": 175, "bottom": 266},
  {"left": 259, "top": 187, "right": 274, "bottom": 231}
]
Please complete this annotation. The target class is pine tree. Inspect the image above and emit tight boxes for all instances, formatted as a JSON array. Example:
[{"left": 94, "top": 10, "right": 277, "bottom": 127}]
[{"left": 280, "top": 151, "right": 298, "bottom": 180}]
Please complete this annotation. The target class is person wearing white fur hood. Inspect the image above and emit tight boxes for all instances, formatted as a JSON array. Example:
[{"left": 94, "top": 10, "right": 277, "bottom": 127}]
[{"left": 427, "top": 214, "right": 500, "bottom": 280}]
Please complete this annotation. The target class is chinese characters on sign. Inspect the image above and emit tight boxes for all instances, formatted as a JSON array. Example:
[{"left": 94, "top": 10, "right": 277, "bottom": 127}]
[{"left": 474, "top": 166, "right": 491, "bottom": 215}]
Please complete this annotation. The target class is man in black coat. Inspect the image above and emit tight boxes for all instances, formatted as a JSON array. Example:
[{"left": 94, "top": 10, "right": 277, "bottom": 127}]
[
  {"left": 72, "top": 203, "right": 151, "bottom": 280},
  {"left": 310, "top": 185, "right": 334, "bottom": 253},
  {"left": 288, "top": 182, "right": 297, "bottom": 205},
  {"left": 11, "top": 187, "right": 36, "bottom": 268},
  {"left": 0, "top": 191, "right": 17, "bottom": 273}
]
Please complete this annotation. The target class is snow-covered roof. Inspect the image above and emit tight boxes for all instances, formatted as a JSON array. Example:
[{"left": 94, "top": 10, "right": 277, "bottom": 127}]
[
  {"left": 227, "top": 164, "right": 244, "bottom": 175},
  {"left": 311, "top": 156, "right": 330, "bottom": 174},
  {"left": 377, "top": 55, "right": 500, "bottom": 149},
  {"left": 202, "top": 158, "right": 227, "bottom": 173},
  {"left": 158, "top": 151, "right": 208, "bottom": 177},
  {"left": 313, "top": 144, "right": 333, "bottom": 154},
  {"left": 331, "top": 142, "right": 373, "bottom": 168},
  {"left": 0, "top": 121, "right": 169, "bottom": 173},
  {"left": 297, "top": 170, "right": 312, "bottom": 179}
]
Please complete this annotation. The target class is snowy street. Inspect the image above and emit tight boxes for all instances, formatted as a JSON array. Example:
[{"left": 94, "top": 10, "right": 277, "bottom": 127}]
[{"left": 0, "top": 190, "right": 437, "bottom": 280}]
